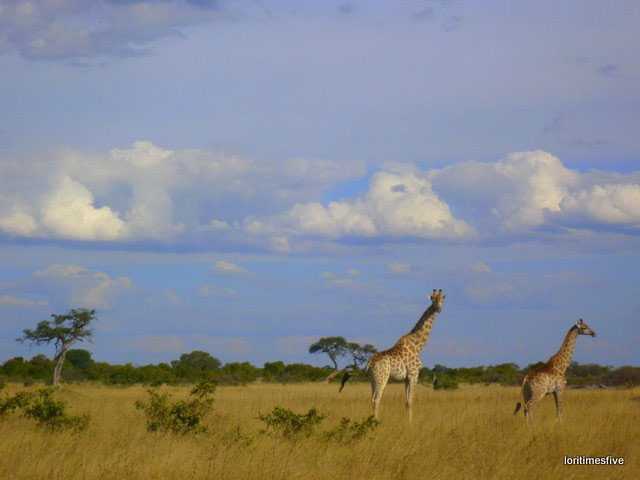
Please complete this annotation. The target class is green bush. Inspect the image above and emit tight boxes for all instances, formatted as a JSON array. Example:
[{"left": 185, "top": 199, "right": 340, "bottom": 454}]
[
  {"left": 0, "top": 391, "right": 33, "bottom": 416},
  {"left": 135, "top": 380, "right": 216, "bottom": 434},
  {"left": 323, "top": 416, "right": 379, "bottom": 443},
  {"left": 0, "top": 388, "right": 89, "bottom": 431},
  {"left": 258, "top": 407, "right": 325, "bottom": 439},
  {"left": 22, "top": 388, "right": 89, "bottom": 431}
]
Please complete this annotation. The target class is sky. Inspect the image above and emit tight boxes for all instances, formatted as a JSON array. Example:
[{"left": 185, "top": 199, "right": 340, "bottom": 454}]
[{"left": 0, "top": 0, "right": 639, "bottom": 368}]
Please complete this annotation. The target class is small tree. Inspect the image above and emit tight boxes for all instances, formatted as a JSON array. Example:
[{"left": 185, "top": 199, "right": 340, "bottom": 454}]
[
  {"left": 171, "top": 350, "right": 221, "bottom": 381},
  {"left": 18, "top": 309, "right": 95, "bottom": 386},
  {"left": 308, "top": 337, "right": 348, "bottom": 370},
  {"left": 66, "top": 349, "right": 94, "bottom": 371}
]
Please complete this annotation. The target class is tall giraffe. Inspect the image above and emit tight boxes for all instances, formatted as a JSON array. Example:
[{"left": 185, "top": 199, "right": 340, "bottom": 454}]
[
  {"left": 514, "top": 318, "right": 596, "bottom": 422},
  {"left": 365, "top": 288, "right": 445, "bottom": 421}
]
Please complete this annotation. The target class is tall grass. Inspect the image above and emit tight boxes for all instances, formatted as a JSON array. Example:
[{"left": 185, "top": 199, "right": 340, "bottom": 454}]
[{"left": 1, "top": 383, "right": 637, "bottom": 479}]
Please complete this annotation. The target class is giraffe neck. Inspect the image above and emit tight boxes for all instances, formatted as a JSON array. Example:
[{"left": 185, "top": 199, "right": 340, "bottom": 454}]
[
  {"left": 547, "top": 325, "right": 578, "bottom": 375},
  {"left": 407, "top": 303, "right": 440, "bottom": 352}
]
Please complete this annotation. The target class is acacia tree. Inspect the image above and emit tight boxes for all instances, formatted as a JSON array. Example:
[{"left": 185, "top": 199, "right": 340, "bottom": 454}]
[
  {"left": 18, "top": 309, "right": 96, "bottom": 386},
  {"left": 346, "top": 342, "right": 377, "bottom": 370},
  {"left": 308, "top": 336, "right": 348, "bottom": 370}
]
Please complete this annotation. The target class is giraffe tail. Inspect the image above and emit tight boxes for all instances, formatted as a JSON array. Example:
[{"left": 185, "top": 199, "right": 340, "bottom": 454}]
[
  {"left": 513, "top": 402, "right": 522, "bottom": 415},
  {"left": 338, "top": 371, "right": 351, "bottom": 392}
]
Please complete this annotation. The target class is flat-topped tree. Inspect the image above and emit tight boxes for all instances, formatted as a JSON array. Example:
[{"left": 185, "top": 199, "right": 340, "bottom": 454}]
[
  {"left": 18, "top": 309, "right": 96, "bottom": 386},
  {"left": 308, "top": 336, "right": 348, "bottom": 370}
]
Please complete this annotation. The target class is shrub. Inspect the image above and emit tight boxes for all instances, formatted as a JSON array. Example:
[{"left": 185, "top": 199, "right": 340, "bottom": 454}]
[
  {"left": 258, "top": 407, "right": 325, "bottom": 439},
  {"left": 433, "top": 374, "right": 459, "bottom": 390},
  {"left": 135, "top": 380, "right": 216, "bottom": 434},
  {"left": 0, "top": 388, "right": 89, "bottom": 431},
  {"left": 323, "top": 415, "right": 379, "bottom": 443},
  {"left": 190, "top": 380, "right": 217, "bottom": 399},
  {"left": 0, "top": 391, "right": 33, "bottom": 416},
  {"left": 21, "top": 388, "right": 89, "bottom": 431}
]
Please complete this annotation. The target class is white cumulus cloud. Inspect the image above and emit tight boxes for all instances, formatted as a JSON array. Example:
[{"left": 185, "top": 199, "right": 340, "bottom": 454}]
[
  {"left": 249, "top": 170, "right": 474, "bottom": 242},
  {"left": 41, "top": 176, "right": 126, "bottom": 240},
  {"left": 558, "top": 183, "right": 640, "bottom": 227},
  {"left": 431, "top": 150, "right": 640, "bottom": 235}
]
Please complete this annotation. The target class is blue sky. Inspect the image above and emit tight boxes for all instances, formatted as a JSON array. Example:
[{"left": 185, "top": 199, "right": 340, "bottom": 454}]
[{"left": 1, "top": 0, "right": 638, "bottom": 368}]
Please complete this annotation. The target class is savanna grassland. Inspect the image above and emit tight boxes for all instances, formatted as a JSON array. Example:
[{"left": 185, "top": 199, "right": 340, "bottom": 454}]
[{"left": 1, "top": 383, "right": 638, "bottom": 480}]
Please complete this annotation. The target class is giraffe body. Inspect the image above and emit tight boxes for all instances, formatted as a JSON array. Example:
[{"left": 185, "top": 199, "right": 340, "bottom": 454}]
[
  {"left": 367, "top": 289, "right": 445, "bottom": 421},
  {"left": 515, "top": 318, "right": 596, "bottom": 422}
]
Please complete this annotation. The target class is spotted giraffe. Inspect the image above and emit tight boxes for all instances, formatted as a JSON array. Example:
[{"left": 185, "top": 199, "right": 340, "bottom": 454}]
[
  {"left": 364, "top": 289, "right": 445, "bottom": 421},
  {"left": 514, "top": 318, "right": 596, "bottom": 422}
]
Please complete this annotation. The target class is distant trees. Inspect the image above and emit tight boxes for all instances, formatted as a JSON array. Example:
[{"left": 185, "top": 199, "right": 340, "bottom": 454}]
[
  {"left": 1, "top": 355, "right": 638, "bottom": 387},
  {"left": 262, "top": 362, "right": 333, "bottom": 383},
  {"left": 3, "top": 321, "right": 639, "bottom": 389},
  {"left": 1, "top": 356, "right": 53, "bottom": 382},
  {"left": 17, "top": 309, "right": 96, "bottom": 386},
  {"left": 601, "top": 366, "right": 640, "bottom": 387}
]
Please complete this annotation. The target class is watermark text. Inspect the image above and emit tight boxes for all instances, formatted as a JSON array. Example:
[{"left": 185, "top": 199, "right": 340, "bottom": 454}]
[{"left": 564, "top": 456, "right": 625, "bottom": 466}]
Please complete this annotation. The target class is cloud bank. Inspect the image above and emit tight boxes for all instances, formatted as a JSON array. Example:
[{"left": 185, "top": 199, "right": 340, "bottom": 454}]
[{"left": 1, "top": 143, "right": 639, "bottom": 251}]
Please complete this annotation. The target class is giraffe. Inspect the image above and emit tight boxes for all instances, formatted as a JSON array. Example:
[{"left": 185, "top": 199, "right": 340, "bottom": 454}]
[
  {"left": 514, "top": 318, "right": 596, "bottom": 422},
  {"left": 364, "top": 288, "right": 445, "bottom": 421}
]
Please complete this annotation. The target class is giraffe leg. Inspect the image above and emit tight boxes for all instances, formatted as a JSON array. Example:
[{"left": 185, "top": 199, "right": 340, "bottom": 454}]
[
  {"left": 371, "top": 374, "right": 388, "bottom": 420},
  {"left": 521, "top": 381, "right": 533, "bottom": 424},
  {"left": 524, "top": 400, "right": 535, "bottom": 425},
  {"left": 524, "top": 387, "right": 546, "bottom": 425},
  {"left": 404, "top": 376, "right": 417, "bottom": 423},
  {"left": 553, "top": 390, "right": 563, "bottom": 420}
]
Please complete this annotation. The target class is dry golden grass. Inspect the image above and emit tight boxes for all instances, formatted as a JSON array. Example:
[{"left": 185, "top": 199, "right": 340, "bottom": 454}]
[{"left": 1, "top": 382, "right": 638, "bottom": 480}]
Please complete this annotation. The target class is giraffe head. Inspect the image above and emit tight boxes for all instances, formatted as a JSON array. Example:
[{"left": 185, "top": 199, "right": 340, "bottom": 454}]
[
  {"left": 575, "top": 318, "right": 596, "bottom": 337},
  {"left": 430, "top": 288, "right": 446, "bottom": 312}
]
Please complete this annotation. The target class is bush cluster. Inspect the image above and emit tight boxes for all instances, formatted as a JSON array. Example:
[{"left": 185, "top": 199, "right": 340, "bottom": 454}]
[
  {"left": 258, "top": 406, "right": 379, "bottom": 442},
  {"left": 0, "top": 388, "right": 89, "bottom": 431},
  {"left": 323, "top": 415, "right": 379, "bottom": 443},
  {"left": 135, "top": 380, "right": 216, "bottom": 434},
  {"left": 259, "top": 407, "right": 325, "bottom": 439}
]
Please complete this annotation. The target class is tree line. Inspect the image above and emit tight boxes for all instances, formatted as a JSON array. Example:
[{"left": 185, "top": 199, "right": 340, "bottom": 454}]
[
  {"left": 4, "top": 309, "right": 639, "bottom": 388},
  {"left": 2, "top": 349, "right": 638, "bottom": 388}
]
